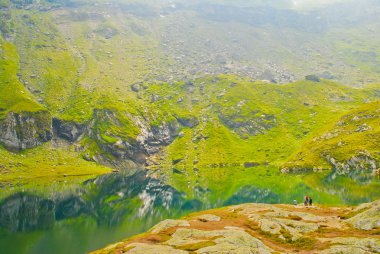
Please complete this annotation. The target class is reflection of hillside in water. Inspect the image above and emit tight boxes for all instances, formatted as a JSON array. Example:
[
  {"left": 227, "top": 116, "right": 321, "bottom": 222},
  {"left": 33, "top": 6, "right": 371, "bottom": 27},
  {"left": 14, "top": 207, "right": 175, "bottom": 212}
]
[
  {"left": 1, "top": 168, "right": 379, "bottom": 233},
  {"left": 0, "top": 171, "right": 200, "bottom": 233}
]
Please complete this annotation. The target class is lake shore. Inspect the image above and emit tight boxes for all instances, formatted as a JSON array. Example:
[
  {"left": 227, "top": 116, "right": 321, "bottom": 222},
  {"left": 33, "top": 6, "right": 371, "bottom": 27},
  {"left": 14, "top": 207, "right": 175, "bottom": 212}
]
[{"left": 92, "top": 200, "right": 380, "bottom": 254}]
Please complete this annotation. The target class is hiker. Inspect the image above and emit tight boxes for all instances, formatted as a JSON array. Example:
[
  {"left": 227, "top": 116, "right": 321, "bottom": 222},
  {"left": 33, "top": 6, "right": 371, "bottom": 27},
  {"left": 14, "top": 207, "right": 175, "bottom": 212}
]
[
  {"left": 304, "top": 195, "right": 309, "bottom": 206},
  {"left": 309, "top": 197, "right": 313, "bottom": 206}
]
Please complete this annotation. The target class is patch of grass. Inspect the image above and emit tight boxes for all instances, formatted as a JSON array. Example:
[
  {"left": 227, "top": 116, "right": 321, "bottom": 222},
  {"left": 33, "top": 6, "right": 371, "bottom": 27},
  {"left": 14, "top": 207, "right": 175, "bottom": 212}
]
[
  {"left": 338, "top": 207, "right": 369, "bottom": 220},
  {"left": 291, "top": 237, "right": 317, "bottom": 249},
  {"left": 288, "top": 214, "right": 302, "bottom": 221},
  {"left": 371, "top": 227, "right": 380, "bottom": 235},
  {"left": 177, "top": 240, "right": 216, "bottom": 251},
  {"left": 0, "top": 142, "right": 111, "bottom": 197}
]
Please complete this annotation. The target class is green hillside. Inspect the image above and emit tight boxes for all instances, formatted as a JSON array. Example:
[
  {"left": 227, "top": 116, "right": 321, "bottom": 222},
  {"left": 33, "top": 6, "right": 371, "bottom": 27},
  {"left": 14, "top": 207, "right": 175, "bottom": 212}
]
[
  {"left": 282, "top": 100, "right": 380, "bottom": 174},
  {"left": 1, "top": 1, "right": 380, "bottom": 253},
  {"left": 0, "top": 0, "right": 379, "bottom": 192},
  {"left": 0, "top": 37, "right": 44, "bottom": 118}
]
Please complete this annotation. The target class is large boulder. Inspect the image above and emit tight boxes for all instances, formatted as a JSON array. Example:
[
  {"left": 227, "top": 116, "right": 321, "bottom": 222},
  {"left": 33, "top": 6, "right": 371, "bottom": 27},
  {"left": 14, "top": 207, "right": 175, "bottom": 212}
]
[
  {"left": 347, "top": 200, "right": 380, "bottom": 230},
  {"left": 174, "top": 115, "right": 199, "bottom": 128}
]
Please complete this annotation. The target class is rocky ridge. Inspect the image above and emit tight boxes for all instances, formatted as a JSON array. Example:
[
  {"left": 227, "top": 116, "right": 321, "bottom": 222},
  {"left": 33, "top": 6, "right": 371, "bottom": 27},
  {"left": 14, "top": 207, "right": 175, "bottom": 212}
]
[{"left": 92, "top": 200, "right": 380, "bottom": 254}]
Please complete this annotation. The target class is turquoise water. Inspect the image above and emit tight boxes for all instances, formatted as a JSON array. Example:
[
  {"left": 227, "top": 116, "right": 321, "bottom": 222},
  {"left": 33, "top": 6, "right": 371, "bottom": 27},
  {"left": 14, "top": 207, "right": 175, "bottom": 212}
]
[{"left": 1, "top": 168, "right": 379, "bottom": 254}]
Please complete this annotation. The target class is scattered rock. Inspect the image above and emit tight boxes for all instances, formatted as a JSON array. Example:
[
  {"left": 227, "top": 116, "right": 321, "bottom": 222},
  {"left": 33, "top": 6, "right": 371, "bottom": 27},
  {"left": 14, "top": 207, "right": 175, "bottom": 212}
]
[
  {"left": 305, "top": 74, "right": 321, "bottom": 82},
  {"left": 131, "top": 83, "right": 141, "bottom": 92},
  {"left": 244, "top": 162, "right": 260, "bottom": 168},
  {"left": 174, "top": 115, "right": 199, "bottom": 128}
]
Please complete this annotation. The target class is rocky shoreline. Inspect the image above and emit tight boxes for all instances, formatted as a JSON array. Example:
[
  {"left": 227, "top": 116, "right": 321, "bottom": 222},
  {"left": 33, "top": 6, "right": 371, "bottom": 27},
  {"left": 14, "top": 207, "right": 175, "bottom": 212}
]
[{"left": 92, "top": 200, "right": 380, "bottom": 254}]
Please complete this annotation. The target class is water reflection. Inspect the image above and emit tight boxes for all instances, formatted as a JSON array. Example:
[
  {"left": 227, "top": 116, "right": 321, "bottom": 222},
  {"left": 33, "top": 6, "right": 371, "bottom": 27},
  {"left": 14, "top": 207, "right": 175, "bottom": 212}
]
[
  {"left": 0, "top": 170, "right": 201, "bottom": 234},
  {"left": 1, "top": 168, "right": 379, "bottom": 254}
]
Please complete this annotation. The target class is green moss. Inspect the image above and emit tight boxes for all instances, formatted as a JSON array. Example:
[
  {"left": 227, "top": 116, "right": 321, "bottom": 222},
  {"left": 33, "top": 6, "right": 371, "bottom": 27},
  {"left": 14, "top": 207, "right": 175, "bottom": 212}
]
[
  {"left": 291, "top": 237, "right": 316, "bottom": 249},
  {"left": 177, "top": 240, "right": 216, "bottom": 251}
]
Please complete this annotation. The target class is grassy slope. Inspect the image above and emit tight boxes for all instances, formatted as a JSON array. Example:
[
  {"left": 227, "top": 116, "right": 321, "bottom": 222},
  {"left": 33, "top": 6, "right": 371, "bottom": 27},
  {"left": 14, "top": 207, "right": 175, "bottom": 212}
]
[
  {"left": 283, "top": 100, "right": 380, "bottom": 170},
  {"left": 136, "top": 75, "right": 380, "bottom": 197},
  {"left": 11, "top": 9, "right": 81, "bottom": 117},
  {"left": 0, "top": 35, "right": 111, "bottom": 190},
  {"left": 0, "top": 142, "right": 111, "bottom": 197},
  {"left": 144, "top": 75, "right": 379, "bottom": 166},
  {"left": 1, "top": 1, "right": 379, "bottom": 199},
  {"left": 0, "top": 36, "right": 44, "bottom": 119}
]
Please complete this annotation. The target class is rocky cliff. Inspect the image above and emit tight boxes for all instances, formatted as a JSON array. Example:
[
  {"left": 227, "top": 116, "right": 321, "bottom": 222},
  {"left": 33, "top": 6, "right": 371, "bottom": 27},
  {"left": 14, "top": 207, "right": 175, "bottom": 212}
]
[
  {"left": 92, "top": 200, "right": 380, "bottom": 254},
  {"left": 0, "top": 110, "right": 52, "bottom": 151},
  {"left": 51, "top": 109, "right": 189, "bottom": 171}
]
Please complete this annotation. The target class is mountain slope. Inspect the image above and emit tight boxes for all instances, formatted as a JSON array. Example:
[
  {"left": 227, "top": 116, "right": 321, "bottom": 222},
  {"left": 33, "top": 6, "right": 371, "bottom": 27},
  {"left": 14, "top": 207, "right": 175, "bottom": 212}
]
[
  {"left": 282, "top": 100, "right": 380, "bottom": 174},
  {"left": 0, "top": 36, "right": 52, "bottom": 151},
  {"left": 0, "top": 0, "right": 380, "bottom": 194}
]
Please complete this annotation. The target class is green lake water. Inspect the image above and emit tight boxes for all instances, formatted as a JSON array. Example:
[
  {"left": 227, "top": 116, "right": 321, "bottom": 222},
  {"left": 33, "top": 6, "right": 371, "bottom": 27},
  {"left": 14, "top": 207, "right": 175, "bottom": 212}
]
[{"left": 1, "top": 166, "right": 379, "bottom": 254}]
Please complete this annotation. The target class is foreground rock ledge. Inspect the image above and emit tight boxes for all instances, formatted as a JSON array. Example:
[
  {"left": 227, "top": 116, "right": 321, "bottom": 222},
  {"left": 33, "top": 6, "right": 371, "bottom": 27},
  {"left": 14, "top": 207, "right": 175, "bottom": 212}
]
[{"left": 91, "top": 201, "right": 380, "bottom": 254}]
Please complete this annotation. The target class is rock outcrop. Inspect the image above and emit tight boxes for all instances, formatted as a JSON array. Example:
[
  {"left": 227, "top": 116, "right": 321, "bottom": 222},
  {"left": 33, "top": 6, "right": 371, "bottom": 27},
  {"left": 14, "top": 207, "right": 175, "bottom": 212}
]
[
  {"left": 0, "top": 110, "right": 52, "bottom": 151},
  {"left": 52, "top": 117, "right": 87, "bottom": 142},
  {"left": 218, "top": 111, "right": 277, "bottom": 138},
  {"left": 319, "top": 237, "right": 380, "bottom": 254},
  {"left": 347, "top": 200, "right": 380, "bottom": 230},
  {"left": 326, "top": 152, "right": 379, "bottom": 175},
  {"left": 51, "top": 109, "right": 184, "bottom": 171},
  {"left": 92, "top": 200, "right": 380, "bottom": 254}
]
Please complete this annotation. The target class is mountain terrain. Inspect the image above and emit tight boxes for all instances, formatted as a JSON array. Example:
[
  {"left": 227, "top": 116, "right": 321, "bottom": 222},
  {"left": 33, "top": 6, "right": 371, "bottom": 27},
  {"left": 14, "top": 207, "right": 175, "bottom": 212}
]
[
  {"left": 0, "top": 0, "right": 380, "bottom": 194},
  {"left": 1, "top": 0, "right": 380, "bottom": 253}
]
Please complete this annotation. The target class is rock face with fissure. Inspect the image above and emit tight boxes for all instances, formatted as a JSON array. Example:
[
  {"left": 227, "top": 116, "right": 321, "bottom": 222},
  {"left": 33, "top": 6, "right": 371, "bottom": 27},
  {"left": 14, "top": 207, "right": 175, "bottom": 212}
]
[
  {"left": 50, "top": 109, "right": 192, "bottom": 171},
  {"left": 52, "top": 117, "right": 87, "bottom": 142},
  {"left": 0, "top": 111, "right": 52, "bottom": 151}
]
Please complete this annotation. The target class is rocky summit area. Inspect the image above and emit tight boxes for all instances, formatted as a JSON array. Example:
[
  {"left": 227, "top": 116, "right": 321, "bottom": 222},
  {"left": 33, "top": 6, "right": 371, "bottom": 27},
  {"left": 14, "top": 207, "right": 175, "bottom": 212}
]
[{"left": 92, "top": 200, "right": 380, "bottom": 254}]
